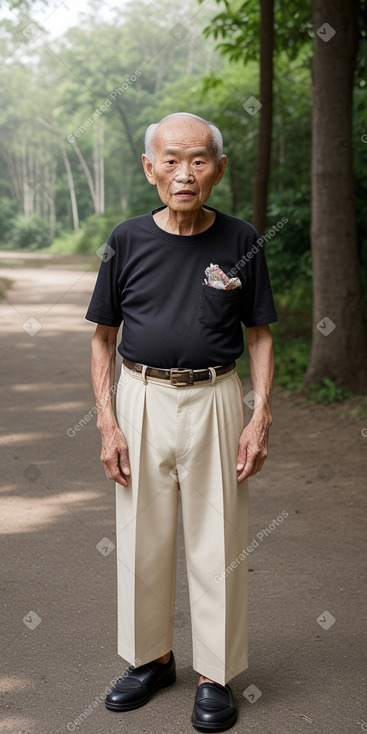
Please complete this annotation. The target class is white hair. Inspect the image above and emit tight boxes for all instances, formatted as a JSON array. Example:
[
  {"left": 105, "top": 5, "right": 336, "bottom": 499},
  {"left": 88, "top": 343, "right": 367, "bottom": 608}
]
[{"left": 144, "top": 112, "right": 224, "bottom": 163}]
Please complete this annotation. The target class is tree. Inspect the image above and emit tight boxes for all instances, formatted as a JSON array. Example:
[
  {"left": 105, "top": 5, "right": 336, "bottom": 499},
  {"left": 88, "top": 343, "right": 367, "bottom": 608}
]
[
  {"left": 200, "top": 0, "right": 312, "bottom": 232},
  {"left": 304, "top": 0, "right": 367, "bottom": 393},
  {"left": 252, "top": 0, "right": 274, "bottom": 235}
]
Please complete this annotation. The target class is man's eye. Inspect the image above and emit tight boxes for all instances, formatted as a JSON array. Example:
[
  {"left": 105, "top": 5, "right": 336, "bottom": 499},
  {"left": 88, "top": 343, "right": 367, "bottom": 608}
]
[
  {"left": 166, "top": 160, "right": 176, "bottom": 165},
  {"left": 193, "top": 160, "right": 204, "bottom": 166}
]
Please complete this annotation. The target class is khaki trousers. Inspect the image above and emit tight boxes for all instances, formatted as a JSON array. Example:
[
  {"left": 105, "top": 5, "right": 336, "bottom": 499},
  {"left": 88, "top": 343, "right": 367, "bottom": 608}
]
[{"left": 115, "top": 363, "right": 248, "bottom": 685}]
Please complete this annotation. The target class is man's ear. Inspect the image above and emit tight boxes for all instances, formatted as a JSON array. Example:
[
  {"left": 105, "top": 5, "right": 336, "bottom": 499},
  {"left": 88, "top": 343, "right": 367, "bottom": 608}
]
[
  {"left": 213, "top": 155, "right": 227, "bottom": 186},
  {"left": 142, "top": 154, "right": 156, "bottom": 185}
]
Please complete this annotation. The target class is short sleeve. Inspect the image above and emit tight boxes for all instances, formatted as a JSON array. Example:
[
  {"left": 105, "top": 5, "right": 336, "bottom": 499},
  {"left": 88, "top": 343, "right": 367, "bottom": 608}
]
[
  {"left": 239, "top": 232, "right": 278, "bottom": 327},
  {"left": 85, "top": 232, "right": 123, "bottom": 327}
]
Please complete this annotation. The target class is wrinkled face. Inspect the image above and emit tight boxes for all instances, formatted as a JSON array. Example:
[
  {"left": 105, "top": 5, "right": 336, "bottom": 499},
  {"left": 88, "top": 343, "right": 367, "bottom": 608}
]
[{"left": 142, "top": 117, "right": 226, "bottom": 214}]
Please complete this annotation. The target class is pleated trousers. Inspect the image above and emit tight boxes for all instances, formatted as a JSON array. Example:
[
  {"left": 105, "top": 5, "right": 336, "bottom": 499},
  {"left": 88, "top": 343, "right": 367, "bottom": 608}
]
[{"left": 115, "top": 363, "right": 248, "bottom": 685}]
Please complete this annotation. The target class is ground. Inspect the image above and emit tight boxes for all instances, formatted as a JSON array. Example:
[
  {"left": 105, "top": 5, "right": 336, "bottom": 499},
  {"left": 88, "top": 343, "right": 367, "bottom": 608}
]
[{"left": 0, "top": 254, "right": 366, "bottom": 734}]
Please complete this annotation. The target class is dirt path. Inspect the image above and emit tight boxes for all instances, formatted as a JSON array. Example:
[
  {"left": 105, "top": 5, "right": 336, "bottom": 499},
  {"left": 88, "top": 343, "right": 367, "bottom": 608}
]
[{"left": 0, "top": 260, "right": 366, "bottom": 734}]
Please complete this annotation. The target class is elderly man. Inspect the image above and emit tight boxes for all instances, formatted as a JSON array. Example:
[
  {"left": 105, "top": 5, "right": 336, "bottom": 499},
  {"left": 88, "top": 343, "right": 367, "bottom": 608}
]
[{"left": 86, "top": 112, "right": 277, "bottom": 732}]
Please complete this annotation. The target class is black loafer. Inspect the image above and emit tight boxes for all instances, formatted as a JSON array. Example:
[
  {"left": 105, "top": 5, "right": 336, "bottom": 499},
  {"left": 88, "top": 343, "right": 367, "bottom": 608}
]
[
  {"left": 105, "top": 651, "right": 176, "bottom": 711},
  {"left": 192, "top": 682, "right": 237, "bottom": 732}
]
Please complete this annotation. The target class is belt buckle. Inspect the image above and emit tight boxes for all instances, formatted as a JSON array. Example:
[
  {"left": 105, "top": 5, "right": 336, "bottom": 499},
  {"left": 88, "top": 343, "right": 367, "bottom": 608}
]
[{"left": 170, "top": 368, "right": 194, "bottom": 386}]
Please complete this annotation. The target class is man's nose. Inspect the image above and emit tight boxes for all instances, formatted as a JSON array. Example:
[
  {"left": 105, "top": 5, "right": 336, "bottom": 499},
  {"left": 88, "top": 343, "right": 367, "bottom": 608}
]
[{"left": 174, "top": 165, "right": 194, "bottom": 182}]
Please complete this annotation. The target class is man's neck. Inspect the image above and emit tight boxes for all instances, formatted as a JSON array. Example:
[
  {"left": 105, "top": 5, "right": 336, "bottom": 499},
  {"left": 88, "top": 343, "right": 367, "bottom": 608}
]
[{"left": 153, "top": 206, "right": 216, "bottom": 236}]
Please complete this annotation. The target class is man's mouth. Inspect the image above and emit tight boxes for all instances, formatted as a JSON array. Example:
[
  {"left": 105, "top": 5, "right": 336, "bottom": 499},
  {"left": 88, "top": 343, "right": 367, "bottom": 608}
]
[{"left": 174, "top": 190, "right": 196, "bottom": 198}]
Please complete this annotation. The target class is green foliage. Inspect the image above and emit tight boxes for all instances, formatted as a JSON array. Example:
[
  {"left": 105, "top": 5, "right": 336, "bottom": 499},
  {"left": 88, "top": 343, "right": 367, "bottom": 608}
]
[
  {"left": 266, "top": 187, "right": 312, "bottom": 294},
  {"left": 308, "top": 378, "right": 354, "bottom": 404},
  {"left": 236, "top": 328, "right": 310, "bottom": 392},
  {"left": 75, "top": 208, "right": 131, "bottom": 254},
  {"left": 47, "top": 231, "right": 83, "bottom": 255},
  {"left": 46, "top": 207, "right": 135, "bottom": 255},
  {"left": 273, "top": 334, "right": 310, "bottom": 391},
  {"left": 199, "top": 0, "right": 312, "bottom": 63},
  {"left": 10, "top": 214, "right": 52, "bottom": 250},
  {"left": 270, "top": 280, "right": 312, "bottom": 392},
  {"left": 0, "top": 198, "right": 19, "bottom": 242},
  {"left": 237, "top": 278, "right": 312, "bottom": 392},
  {"left": 274, "top": 281, "right": 312, "bottom": 340}
]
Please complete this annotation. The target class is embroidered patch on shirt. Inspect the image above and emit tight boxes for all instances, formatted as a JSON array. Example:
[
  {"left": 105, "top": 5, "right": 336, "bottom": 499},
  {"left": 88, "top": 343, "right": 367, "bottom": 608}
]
[{"left": 204, "top": 263, "right": 242, "bottom": 290}]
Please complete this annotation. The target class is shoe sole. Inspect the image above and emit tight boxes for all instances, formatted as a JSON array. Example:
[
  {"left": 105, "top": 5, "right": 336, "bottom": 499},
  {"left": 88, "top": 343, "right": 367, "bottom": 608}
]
[
  {"left": 105, "top": 672, "right": 176, "bottom": 712},
  {"left": 191, "top": 711, "right": 237, "bottom": 732}
]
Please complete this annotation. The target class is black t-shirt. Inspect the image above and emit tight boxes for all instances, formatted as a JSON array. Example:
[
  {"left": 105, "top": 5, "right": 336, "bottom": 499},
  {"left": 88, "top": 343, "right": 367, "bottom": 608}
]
[{"left": 85, "top": 206, "right": 278, "bottom": 369}]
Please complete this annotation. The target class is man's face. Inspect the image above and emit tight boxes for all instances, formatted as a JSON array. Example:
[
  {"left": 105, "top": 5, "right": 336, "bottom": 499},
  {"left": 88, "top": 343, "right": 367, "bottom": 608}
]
[{"left": 142, "top": 118, "right": 226, "bottom": 214}]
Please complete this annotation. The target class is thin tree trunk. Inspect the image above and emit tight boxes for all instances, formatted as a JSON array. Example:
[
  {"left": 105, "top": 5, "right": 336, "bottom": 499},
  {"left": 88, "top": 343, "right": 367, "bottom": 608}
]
[
  {"left": 68, "top": 138, "right": 97, "bottom": 212},
  {"left": 60, "top": 142, "right": 79, "bottom": 231},
  {"left": 93, "top": 123, "right": 105, "bottom": 214},
  {"left": 99, "top": 152, "right": 105, "bottom": 214},
  {"left": 23, "top": 145, "right": 34, "bottom": 218},
  {"left": 252, "top": 0, "right": 274, "bottom": 236},
  {"left": 99, "top": 122, "right": 104, "bottom": 213},
  {"left": 187, "top": 33, "right": 194, "bottom": 74},
  {"left": 115, "top": 104, "right": 140, "bottom": 163},
  {"left": 7, "top": 154, "right": 22, "bottom": 208},
  {"left": 45, "top": 161, "right": 56, "bottom": 239},
  {"left": 304, "top": 0, "right": 367, "bottom": 393}
]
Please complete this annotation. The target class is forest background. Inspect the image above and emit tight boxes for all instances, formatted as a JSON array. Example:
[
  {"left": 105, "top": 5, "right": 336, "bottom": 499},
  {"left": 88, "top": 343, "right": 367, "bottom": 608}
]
[{"left": 1, "top": 0, "right": 367, "bottom": 400}]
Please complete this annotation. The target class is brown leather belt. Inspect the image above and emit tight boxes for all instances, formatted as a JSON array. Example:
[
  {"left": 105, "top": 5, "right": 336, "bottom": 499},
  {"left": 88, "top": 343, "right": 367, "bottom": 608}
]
[{"left": 122, "top": 358, "right": 236, "bottom": 386}]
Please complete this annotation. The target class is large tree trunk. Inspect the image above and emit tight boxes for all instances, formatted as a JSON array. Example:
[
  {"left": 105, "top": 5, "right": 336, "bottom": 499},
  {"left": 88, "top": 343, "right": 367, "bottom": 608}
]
[
  {"left": 305, "top": 0, "right": 367, "bottom": 393},
  {"left": 252, "top": 0, "right": 273, "bottom": 235}
]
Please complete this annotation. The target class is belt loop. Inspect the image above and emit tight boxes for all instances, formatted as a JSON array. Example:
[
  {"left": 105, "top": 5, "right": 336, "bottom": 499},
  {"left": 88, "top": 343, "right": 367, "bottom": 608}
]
[
  {"left": 141, "top": 364, "right": 148, "bottom": 384},
  {"left": 208, "top": 367, "right": 216, "bottom": 385}
]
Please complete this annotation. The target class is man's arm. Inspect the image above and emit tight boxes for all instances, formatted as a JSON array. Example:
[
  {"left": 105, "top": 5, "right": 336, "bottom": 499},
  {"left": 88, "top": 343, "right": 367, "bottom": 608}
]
[
  {"left": 91, "top": 324, "right": 130, "bottom": 487},
  {"left": 236, "top": 324, "right": 274, "bottom": 482}
]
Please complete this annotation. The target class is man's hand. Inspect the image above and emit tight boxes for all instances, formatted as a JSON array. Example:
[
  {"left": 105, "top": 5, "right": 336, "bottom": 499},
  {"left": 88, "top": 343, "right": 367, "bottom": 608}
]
[
  {"left": 99, "top": 424, "right": 131, "bottom": 487},
  {"left": 236, "top": 418, "right": 271, "bottom": 483},
  {"left": 238, "top": 324, "right": 275, "bottom": 482}
]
